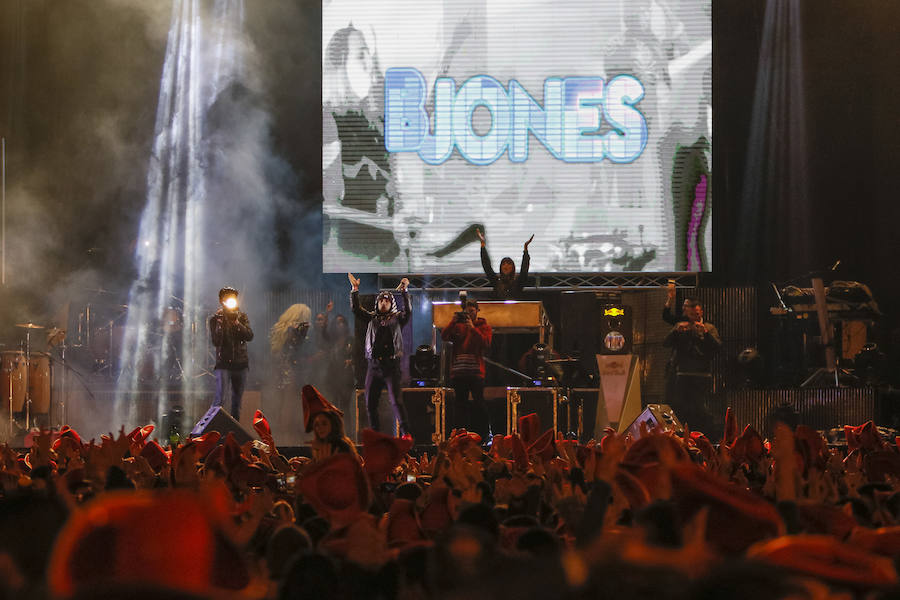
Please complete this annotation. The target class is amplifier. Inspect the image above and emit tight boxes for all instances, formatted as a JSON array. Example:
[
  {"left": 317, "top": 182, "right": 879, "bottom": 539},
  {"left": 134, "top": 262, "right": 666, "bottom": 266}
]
[
  {"left": 557, "top": 388, "right": 603, "bottom": 442},
  {"left": 402, "top": 387, "right": 447, "bottom": 444},
  {"left": 507, "top": 387, "right": 558, "bottom": 436}
]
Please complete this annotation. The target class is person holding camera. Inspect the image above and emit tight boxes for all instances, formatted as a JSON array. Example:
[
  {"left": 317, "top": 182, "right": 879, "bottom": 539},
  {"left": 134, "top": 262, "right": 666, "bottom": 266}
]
[
  {"left": 349, "top": 273, "right": 412, "bottom": 437},
  {"left": 209, "top": 286, "right": 254, "bottom": 421},
  {"left": 441, "top": 294, "right": 493, "bottom": 440}
]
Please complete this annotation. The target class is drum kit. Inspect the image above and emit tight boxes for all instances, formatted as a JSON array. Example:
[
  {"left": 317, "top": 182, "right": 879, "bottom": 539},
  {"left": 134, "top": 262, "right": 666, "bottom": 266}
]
[
  {"left": 71, "top": 294, "right": 217, "bottom": 384},
  {"left": 69, "top": 296, "right": 188, "bottom": 381},
  {"left": 3, "top": 322, "right": 53, "bottom": 437}
]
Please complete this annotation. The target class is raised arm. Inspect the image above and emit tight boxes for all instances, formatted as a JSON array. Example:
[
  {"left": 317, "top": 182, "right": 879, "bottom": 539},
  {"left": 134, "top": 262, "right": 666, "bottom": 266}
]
[
  {"left": 478, "top": 228, "right": 497, "bottom": 282},
  {"left": 662, "top": 305, "right": 680, "bottom": 326},
  {"left": 397, "top": 278, "right": 412, "bottom": 327},
  {"left": 348, "top": 273, "right": 372, "bottom": 320},
  {"left": 322, "top": 300, "right": 333, "bottom": 341},
  {"left": 517, "top": 234, "right": 534, "bottom": 288},
  {"left": 662, "top": 281, "right": 679, "bottom": 325}
]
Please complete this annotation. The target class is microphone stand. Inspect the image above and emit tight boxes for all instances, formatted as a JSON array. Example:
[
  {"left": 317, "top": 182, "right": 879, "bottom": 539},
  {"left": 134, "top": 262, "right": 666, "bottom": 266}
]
[{"left": 482, "top": 356, "right": 533, "bottom": 383}]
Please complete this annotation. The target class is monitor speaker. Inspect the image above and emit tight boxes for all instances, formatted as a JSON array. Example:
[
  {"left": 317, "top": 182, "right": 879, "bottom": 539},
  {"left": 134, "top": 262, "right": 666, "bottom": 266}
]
[
  {"left": 191, "top": 406, "right": 256, "bottom": 445},
  {"left": 625, "top": 404, "right": 683, "bottom": 441}
]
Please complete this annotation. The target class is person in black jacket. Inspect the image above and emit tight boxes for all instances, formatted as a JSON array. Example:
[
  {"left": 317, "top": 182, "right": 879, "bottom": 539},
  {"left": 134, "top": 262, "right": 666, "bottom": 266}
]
[
  {"left": 663, "top": 300, "right": 721, "bottom": 433},
  {"left": 349, "top": 273, "right": 412, "bottom": 436},
  {"left": 209, "top": 286, "right": 254, "bottom": 421},
  {"left": 477, "top": 228, "right": 533, "bottom": 299}
]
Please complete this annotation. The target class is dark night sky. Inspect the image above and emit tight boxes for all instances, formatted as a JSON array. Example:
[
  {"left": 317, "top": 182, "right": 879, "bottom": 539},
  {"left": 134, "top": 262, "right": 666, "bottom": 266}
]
[{"left": 0, "top": 0, "right": 899, "bottom": 337}]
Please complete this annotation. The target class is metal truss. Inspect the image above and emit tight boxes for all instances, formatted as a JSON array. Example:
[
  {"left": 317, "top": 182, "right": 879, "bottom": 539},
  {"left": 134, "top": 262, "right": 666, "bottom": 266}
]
[{"left": 378, "top": 272, "right": 699, "bottom": 291}]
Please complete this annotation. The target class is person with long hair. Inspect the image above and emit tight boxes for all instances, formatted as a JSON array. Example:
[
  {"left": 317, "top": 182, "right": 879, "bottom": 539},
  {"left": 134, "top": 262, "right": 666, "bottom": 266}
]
[
  {"left": 270, "top": 303, "right": 312, "bottom": 389},
  {"left": 348, "top": 272, "right": 412, "bottom": 436},
  {"left": 323, "top": 25, "right": 401, "bottom": 264},
  {"left": 310, "top": 410, "right": 358, "bottom": 463},
  {"left": 302, "top": 384, "right": 358, "bottom": 463},
  {"left": 268, "top": 303, "right": 312, "bottom": 441}
]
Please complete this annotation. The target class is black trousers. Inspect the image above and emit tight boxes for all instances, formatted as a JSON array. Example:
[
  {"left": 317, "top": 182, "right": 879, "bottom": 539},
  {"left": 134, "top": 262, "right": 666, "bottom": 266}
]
[
  {"left": 451, "top": 374, "right": 489, "bottom": 441},
  {"left": 365, "top": 359, "right": 410, "bottom": 436},
  {"left": 670, "top": 373, "right": 712, "bottom": 434}
]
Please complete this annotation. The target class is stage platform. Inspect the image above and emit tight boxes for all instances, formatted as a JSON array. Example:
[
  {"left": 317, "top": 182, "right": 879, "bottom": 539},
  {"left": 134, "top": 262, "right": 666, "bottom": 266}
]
[{"left": 4, "top": 378, "right": 893, "bottom": 448}]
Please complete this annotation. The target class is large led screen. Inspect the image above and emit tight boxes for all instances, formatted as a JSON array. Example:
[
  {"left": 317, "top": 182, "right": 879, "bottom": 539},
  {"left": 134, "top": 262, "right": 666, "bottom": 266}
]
[{"left": 323, "top": 0, "right": 711, "bottom": 273}]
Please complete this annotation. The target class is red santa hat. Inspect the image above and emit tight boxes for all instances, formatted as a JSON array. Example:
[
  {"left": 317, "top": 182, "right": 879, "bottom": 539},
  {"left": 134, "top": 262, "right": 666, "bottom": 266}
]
[
  {"left": 297, "top": 453, "right": 370, "bottom": 526},
  {"left": 302, "top": 385, "right": 344, "bottom": 432}
]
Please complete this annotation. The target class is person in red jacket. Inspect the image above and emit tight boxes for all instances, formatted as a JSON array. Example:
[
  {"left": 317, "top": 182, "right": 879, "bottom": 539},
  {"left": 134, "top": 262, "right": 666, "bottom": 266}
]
[{"left": 441, "top": 298, "right": 492, "bottom": 440}]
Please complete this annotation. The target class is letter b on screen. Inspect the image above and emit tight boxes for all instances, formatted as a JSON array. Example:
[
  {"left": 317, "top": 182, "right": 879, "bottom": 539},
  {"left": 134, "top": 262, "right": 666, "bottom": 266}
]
[{"left": 384, "top": 68, "right": 428, "bottom": 152}]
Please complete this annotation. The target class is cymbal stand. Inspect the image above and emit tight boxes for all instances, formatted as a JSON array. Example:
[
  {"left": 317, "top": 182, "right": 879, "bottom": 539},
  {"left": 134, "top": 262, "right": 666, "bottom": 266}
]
[
  {"left": 107, "top": 318, "right": 115, "bottom": 378},
  {"left": 58, "top": 339, "right": 68, "bottom": 427},
  {"left": 6, "top": 358, "right": 15, "bottom": 439},
  {"left": 192, "top": 319, "right": 215, "bottom": 379},
  {"left": 171, "top": 341, "right": 186, "bottom": 381},
  {"left": 24, "top": 326, "right": 32, "bottom": 430}
]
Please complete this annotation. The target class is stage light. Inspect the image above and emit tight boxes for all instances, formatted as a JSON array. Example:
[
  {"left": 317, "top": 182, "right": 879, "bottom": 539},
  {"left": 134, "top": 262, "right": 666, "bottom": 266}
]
[
  {"left": 223, "top": 297, "right": 238, "bottom": 310},
  {"left": 737, "top": 346, "right": 763, "bottom": 387},
  {"left": 411, "top": 345, "right": 439, "bottom": 385},
  {"left": 117, "top": 0, "right": 248, "bottom": 429},
  {"left": 854, "top": 343, "right": 886, "bottom": 385}
]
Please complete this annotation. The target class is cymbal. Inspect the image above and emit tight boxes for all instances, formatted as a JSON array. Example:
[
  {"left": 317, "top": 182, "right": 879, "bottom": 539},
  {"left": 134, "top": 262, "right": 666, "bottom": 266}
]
[
  {"left": 547, "top": 358, "right": 580, "bottom": 363},
  {"left": 16, "top": 322, "right": 45, "bottom": 329}
]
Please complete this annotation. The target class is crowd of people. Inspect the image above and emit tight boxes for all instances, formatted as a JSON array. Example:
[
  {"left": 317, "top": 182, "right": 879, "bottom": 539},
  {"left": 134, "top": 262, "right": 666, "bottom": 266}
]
[{"left": 4, "top": 385, "right": 900, "bottom": 600}]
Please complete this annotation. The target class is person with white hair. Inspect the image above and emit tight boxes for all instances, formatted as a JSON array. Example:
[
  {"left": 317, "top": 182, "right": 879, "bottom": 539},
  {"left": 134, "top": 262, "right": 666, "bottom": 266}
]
[{"left": 270, "top": 303, "right": 313, "bottom": 388}]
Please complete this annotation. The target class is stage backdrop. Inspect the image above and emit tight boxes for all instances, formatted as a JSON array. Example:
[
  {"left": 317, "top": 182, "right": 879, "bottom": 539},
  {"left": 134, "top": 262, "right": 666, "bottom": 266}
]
[{"left": 322, "top": 0, "right": 711, "bottom": 274}]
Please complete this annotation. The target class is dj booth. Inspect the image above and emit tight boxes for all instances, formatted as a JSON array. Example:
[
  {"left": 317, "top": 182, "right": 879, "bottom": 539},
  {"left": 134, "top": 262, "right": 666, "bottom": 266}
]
[{"left": 350, "top": 299, "right": 642, "bottom": 443}]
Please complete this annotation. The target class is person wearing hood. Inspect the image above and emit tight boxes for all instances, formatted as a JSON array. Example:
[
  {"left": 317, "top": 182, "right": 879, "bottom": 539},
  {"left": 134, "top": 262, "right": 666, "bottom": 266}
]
[
  {"left": 477, "top": 228, "right": 533, "bottom": 299},
  {"left": 348, "top": 273, "right": 412, "bottom": 436}
]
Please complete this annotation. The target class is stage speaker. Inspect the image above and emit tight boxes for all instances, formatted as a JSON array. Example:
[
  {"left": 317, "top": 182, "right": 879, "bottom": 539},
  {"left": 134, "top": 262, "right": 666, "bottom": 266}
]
[
  {"left": 191, "top": 406, "right": 256, "bottom": 445},
  {"left": 626, "top": 404, "right": 683, "bottom": 441},
  {"left": 559, "top": 292, "right": 600, "bottom": 376},
  {"left": 508, "top": 387, "right": 558, "bottom": 435},
  {"left": 402, "top": 387, "right": 447, "bottom": 444},
  {"left": 598, "top": 305, "right": 633, "bottom": 355},
  {"left": 559, "top": 294, "right": 633, "bottom": 369}
]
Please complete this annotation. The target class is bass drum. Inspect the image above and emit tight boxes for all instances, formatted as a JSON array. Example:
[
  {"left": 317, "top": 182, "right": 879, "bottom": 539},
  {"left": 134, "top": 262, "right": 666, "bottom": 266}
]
[{"left": 161, "top": 307, "right": 183, "bottom": 333}]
